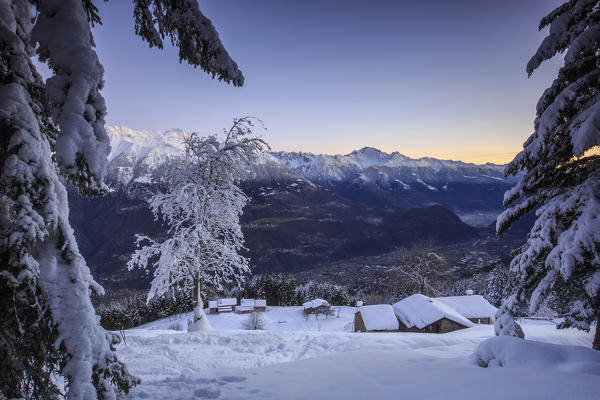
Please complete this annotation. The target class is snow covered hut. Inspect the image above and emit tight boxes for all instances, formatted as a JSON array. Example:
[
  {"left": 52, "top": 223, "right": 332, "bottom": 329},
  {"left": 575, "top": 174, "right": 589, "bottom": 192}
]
[
  {"left": 303, "top": 299, "right": 330, "bottom": 315},
  {"left": 392, "top": 294, "right": 474, "bottom": 333},
  {"left": 217, "top": 298, "right": 237, "bottom": 313},
  {"left": 434, "top": 295, "right": 497, "bottom": 324},
  {"left": 237, "top": 298, "right": 255, "bottom": 313},
  {"left": 208, "top": 300, "right": 218, "bottom": 314},
  {"left": 255, "top": 299, "right": 267, "bottom": 312},
  {"left": 354, "top": 305, "right": 399, "bottom": 332}
]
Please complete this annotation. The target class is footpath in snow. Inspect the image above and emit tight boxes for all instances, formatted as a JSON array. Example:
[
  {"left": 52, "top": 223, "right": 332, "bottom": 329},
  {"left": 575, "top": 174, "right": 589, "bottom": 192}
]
[{"left": 118, "top": 307, "right": 599, "bottom": 399}]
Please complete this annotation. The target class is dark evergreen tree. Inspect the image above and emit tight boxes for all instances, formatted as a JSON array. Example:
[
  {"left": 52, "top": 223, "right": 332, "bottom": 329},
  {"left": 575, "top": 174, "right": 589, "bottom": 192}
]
[
  {"left": 483, "top": 264, "right": 518, "bottom": 308},
  {"left": 295, "top": 281, "right": 351, "bottom": 306},
  {"left": 495, "top": 0, "right": 600, "bottom": 349}
]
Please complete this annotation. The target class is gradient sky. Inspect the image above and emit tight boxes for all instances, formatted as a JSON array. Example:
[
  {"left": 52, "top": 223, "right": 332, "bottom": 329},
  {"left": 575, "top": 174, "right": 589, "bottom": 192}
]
[{"left": 87, "top": 0, "right": 565, "bottom": 164}]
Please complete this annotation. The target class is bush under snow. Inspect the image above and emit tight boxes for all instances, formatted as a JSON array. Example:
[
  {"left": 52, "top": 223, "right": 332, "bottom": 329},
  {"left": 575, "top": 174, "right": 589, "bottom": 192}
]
[{"left": 474, "top": 335, "right": 600, "bottom": 375}]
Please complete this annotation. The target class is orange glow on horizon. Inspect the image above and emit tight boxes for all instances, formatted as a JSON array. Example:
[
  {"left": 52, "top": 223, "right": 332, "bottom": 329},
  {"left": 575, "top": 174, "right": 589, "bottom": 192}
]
[{"left": 401, "top": 150, "right": 521, "bottom": 165}]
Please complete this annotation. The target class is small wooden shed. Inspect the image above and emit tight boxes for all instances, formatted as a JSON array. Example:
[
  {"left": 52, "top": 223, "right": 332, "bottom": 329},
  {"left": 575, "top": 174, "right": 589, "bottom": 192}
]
[
  {"left": 393, "top": 294, "right": 473, "bottom": 334},
  {"left": 354, "top": 305, "right": 399, "bottom": 332},
  {"left": 208, "top": 300, "right": 218, "bottom": 314},
  {"left": 303, "top": 299, "right": 330, "bottom": 315},
  {"left": 217, "top": 298, "right": 237, "bottom": 313},
  {"left": 237, "top": 298, "right": 255, "bottom": 313},
  {"left": 254, "top": 299, "right": 267, "bottom": 312}
]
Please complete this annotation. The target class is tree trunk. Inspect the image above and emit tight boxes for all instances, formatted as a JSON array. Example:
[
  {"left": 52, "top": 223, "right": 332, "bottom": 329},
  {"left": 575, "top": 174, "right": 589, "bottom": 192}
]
[
  {"left": 193, "top": 277, "right": 204, "bottom": 321},
  {"left": 594, "top": 309, "right": 600, "bottom": 351},
  {"left": 193, "top": 278, "right": 200, "bottom": 316},
  {"left": 189, "top": 276, "right": 212, "bottom": 331}
]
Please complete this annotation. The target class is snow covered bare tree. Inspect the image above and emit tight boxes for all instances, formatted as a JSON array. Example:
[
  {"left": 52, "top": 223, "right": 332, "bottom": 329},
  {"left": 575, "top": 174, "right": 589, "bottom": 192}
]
[
  {"left": 495, "top": 0, "right": 600, "bottom": 349},
  {"left": 390, "top": 242, "right": 446, "bottom": 297},
  {"left": 127, "top": 118, "right": 268, "bottom": 331},
  {"left": 0, "top": 0, "right": 243, "bottom": 397}
]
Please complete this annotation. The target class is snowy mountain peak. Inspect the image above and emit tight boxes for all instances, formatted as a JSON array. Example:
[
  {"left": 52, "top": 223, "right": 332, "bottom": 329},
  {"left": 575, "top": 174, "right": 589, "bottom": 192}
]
[
  {"left": 105, "top": 126, "right": 308, "bottom": 186},
  {"left": 348, "top": 146, "right": 388, "bottom": 159},
  {"left": 272, "top": 148, "right": 510, "bottom": 185},
  {"left": 107, "top": 125, "right": 186, "bottom": 164},
  {"left": 104, "top": 125, "right": 513, "bottom": 190},
  {"left": 346, "top": 147, "right": 396, "bottom": 168}
]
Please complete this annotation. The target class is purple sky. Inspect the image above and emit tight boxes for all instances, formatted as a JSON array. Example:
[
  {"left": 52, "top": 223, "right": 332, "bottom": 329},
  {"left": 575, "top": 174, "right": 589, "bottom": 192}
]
[{"left": 88, "top": 0, "right": 564, "bottom": 164}]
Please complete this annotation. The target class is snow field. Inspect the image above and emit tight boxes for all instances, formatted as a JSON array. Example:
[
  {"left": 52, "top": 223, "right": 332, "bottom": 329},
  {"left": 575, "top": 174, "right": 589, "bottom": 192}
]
[{"left": 119, "top": 307, "right": 598, "bottom": 399}]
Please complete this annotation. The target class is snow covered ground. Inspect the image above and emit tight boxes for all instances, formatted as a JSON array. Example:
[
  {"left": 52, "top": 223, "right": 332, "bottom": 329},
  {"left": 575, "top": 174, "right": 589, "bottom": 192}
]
[{"left": 119, "top": 307, "right": 599, "bottom": 399}]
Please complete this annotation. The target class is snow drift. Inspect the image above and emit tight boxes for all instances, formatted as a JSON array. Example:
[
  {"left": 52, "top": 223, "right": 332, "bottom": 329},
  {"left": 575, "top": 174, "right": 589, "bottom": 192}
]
[{"left": 474, "top": 336, "right": 600, "bottom": 375}]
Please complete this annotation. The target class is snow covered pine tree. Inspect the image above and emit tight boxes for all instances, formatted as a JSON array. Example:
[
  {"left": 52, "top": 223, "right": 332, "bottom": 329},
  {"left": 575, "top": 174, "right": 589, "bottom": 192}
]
[
  {"left": 127, "top": 118, "right": 268, "bottom": 331},
  {"left": 0, "top": 0, "right": 243, "bottom": 398},
  {"left": 495, "top": 0, "right": 600, "bottom": 349}
]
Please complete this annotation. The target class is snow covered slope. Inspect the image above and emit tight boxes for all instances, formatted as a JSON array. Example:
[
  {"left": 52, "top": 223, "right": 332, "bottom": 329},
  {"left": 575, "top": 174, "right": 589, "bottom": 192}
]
[
  {"left": 107, "top": 125, "right": 186, "bottom": 164},
  {"left": 119, "top": 309, "right": 597, "bottom": 400}
]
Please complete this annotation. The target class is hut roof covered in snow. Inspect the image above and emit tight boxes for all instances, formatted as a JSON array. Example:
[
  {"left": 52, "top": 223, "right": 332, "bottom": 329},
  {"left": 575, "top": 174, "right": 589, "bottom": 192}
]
[
  {"left": 303, "top": 299, "right": 330, "bottom": 310},
  {"left": 237, "top": 298, "right": 255, "bottom": 312},
  {"left": 240, "top": 298, "right": 255, "bottom": 307},
  {"left": 434, "top": 295, "right": 497, "bottom": 320},
  {"left": 217, "top": 298, "right": 237, "bottom": 306},
  {"left": 255, "top": 299, "right": 267, "bottom": 307},
  {"left": 358, "top": 305, "right": 399, "bottom": 331},
  {"left": 393, "top": 294, "right": 474, "bottom": 329}
]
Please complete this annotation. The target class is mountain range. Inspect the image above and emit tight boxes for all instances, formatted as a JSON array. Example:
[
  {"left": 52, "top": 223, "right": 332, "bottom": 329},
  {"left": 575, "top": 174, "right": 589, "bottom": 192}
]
[{"left": 68, "top": 126, "right": 521, "bottom": 290}]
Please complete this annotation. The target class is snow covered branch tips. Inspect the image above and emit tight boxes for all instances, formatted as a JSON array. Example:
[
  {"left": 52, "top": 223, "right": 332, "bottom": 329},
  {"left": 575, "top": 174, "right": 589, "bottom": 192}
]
[
  {"left": 0, "top": 0, "right": 243, "bottom": 398},
  {"left": 495, "top": 0, "right": 600, "bottom": 349},
  {"left": 127, "top": 117, "right": 269, "bottom": 331}
]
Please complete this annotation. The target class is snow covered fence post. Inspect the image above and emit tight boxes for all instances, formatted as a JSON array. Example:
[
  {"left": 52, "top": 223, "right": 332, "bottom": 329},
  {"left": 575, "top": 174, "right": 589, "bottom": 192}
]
[
  {"left": 495, "top": 0, "right": 600, "bottom": 348},
  {"left": 128, "top": 117, "right": 269, "bottom": 332}
]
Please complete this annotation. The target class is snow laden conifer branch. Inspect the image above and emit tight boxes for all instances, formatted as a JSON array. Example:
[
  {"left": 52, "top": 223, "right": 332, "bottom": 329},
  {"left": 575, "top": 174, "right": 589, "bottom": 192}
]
[
  {"left": 133, "top": 0, "right": 244, "bottom": 86},
  {"left": 2, "top": 0, "right": 244, "bottom": 397},
  {"left": 128, "top": 117, "right": 268, "bottom": 330},
  {"left": 32, "top": 0, "right": 111, "bottom": 196},
  {"left": 495, "top": 0, "right": 600, "bottom": 348},
  {"left": 0, "top": 1, "right": 140, "bottom": 398}
]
